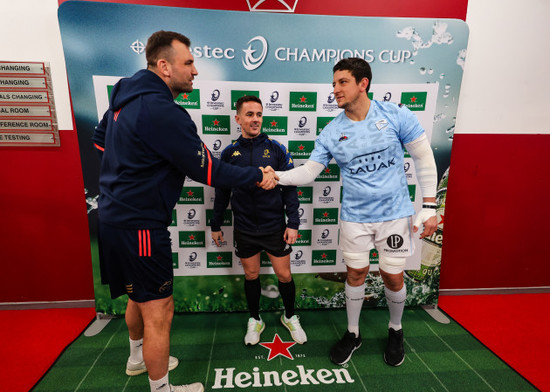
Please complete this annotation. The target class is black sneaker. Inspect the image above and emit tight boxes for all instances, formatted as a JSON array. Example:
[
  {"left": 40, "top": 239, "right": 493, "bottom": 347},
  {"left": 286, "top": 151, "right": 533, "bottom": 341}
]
[
  {"left": 330, "top": 330, "right": 362, "bottom": 365},
  {"left": 384, "top": 328, "right": 405, "bottom": 366}
]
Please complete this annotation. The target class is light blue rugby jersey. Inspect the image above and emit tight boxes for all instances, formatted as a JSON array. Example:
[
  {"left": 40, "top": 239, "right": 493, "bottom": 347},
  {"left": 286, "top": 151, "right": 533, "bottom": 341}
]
[{"left": 309, "top": 100, "right": 424, "bottom": 223}]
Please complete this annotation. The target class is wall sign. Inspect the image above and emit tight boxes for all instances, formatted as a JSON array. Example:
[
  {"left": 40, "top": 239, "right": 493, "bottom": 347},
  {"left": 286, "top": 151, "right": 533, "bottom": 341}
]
[{"left": 0, "top": 61, "right": 60, "bottom": 146}]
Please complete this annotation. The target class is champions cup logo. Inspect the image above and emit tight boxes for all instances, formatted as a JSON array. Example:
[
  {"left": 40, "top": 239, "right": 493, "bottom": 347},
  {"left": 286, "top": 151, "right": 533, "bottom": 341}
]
[
  {"left": 327, "top": 92, "right": 335, "bottom": 104},
  {"left": 404, "top": 162, "right": 412, "bottom": 179},
  {"left": 270, "top": 91, "right": 279, "bottom": 103},
  {"left": 298, "top": 117, "right": 307, "bottom": 128},
  {"left": 211, "top": 89, "right": 221, "bottom": 101},
  {"left": 187, "top": 209, "right": 196, "bottom": 219},
  {"left": 246, "top": 0, "right": 299, "bottom": 12},
  {"left": 321, "top": 229, "right": 330, "bottom": 239},
  {"left": 323, "top": 186, "right": 331, "bottom": 197},
  {"left": 213, "top": 140, "right": 222, "bottom": 151},
  {"left": 295, "top": 250, "right": 303, "bottom": 259},
  {"left": 189, "top": 252, "right": 198, "bottom": 261},
  {"left": 298, "top": 208, "right": 305, "bottom": 218},
  {"left": 384, "top": 92, "right": 392, "bottom": 102},
  {"left": 242, "top": 36, "right": 268, "bottom": 71}
]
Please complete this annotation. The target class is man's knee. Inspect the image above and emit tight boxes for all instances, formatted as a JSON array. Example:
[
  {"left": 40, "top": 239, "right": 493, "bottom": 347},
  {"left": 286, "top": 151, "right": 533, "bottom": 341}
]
[{"left": 379, "top": 255, "right": 406, "bottom": 291}]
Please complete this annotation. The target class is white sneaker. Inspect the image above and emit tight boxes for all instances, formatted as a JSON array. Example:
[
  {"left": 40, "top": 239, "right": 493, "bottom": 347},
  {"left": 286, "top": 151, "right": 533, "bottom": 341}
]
[
  {"left": 244, "top": 317, "right": 265, "bottom": 345},
  {"left": 170, "top": 383, "right": 204, "bottom": 392},
  {"left": 126, "top": 355, "right": 179, "bottom": 376},
  {"left": 281, "top": 315, "right": 307, "bottom": 344}
]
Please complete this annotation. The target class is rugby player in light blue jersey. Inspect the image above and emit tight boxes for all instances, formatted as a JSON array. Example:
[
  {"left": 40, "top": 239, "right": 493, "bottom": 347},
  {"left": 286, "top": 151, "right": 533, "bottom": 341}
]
[{"left": 276, "top": 57, "right": 438, "bottom": 367}]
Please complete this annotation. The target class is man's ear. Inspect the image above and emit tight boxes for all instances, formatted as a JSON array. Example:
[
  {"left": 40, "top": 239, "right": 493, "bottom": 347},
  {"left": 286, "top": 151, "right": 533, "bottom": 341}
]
[{"left": 157, "top": 59, "right": 170, "bottom": 77}]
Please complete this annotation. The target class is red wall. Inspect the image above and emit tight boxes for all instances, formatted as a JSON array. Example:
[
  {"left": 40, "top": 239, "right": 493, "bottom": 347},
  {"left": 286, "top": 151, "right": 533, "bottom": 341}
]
[
  {"left": 441, "top": 133, "right": 550, "bottom": 289},
  {"left": 0, "top": 130, "right": 94, "bottom": 302}
]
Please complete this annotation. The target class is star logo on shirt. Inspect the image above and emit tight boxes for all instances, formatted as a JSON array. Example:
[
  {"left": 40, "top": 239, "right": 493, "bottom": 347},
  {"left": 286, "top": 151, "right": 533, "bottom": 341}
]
[{"left": 259, "top": 334, "right": 296, "bottom": 361}]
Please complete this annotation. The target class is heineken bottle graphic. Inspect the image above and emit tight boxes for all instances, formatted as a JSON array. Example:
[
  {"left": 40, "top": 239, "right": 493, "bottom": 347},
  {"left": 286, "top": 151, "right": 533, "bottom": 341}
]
[{"left": 406, "top": 166, "right": 448, "bottom": 281}]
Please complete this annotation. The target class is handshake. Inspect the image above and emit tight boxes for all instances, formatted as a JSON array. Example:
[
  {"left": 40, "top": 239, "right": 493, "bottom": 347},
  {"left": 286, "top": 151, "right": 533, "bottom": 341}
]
[{"left": 257, "top": 166, "right": 279, "bottom": 190}]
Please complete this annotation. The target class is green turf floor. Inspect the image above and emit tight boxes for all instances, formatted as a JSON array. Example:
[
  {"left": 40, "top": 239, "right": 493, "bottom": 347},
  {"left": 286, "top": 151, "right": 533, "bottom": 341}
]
[{"left": 32, "top": 308, "right": 537, "bottom": 392}]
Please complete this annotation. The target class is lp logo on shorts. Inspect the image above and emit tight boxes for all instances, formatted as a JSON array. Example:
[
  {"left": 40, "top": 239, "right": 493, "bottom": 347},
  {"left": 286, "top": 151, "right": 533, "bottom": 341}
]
[{"left": 387, "top": 234, "right": 404, "bottom": 249}]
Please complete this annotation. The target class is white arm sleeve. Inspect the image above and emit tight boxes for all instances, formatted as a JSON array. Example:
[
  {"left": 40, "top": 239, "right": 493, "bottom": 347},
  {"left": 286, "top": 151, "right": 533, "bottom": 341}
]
[
  {"left": 275, "top": 160, "right": 325, "bottom": 186},
  {"left": 404, "top": 134, "right": 437, "bottom": 198}
]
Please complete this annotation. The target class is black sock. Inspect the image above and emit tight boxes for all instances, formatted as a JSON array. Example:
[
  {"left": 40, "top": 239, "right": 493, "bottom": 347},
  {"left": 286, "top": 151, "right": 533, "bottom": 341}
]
[
  {"left": 244, "top": 277, "right": 261, "bottom": 320},
  {"left": 278, "top": 279, "right": 296, "bottom": 319}
]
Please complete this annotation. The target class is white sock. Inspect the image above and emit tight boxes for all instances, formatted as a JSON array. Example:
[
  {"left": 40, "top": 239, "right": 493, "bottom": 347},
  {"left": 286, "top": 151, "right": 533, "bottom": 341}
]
[
  {"left": 149, "top": 373, "right": 170, "bottom": 392},
  {"left": 129, "top": 337, "right": 143, "bottom": 363},
  {"left": 345, "top": 281, "right": 365, "bottom": 336},
  {"left": 385, "top": 284, "right": 406, "bottom": 331}
]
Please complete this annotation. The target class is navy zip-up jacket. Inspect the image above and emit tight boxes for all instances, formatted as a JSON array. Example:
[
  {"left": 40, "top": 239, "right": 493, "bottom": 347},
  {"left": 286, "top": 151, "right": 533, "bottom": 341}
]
[
  {"left": 93, "top": 69, "right": 262, "bottom": 228},
  {"left": 211, "top": 133, "right": 300, "bottom": 233}
]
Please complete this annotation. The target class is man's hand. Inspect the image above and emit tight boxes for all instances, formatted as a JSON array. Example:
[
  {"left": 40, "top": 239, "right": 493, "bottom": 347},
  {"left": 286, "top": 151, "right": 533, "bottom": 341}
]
[
  {"left": 413, "top": 209, "right": 437, "bottom": 239},
  {"left": 257, "top": 166, "right": 279, "bottom": 190},
  {"left": 284, "top": 227, "right": 298, "bottom": 245},
  {"left": 211, "top": 230, "right": 225, "bottom": 247}
]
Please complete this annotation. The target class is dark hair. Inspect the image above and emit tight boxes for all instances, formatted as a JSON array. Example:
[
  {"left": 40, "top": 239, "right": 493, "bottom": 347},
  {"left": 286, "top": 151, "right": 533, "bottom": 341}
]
[
  {"left": 333, "top": 57, "right": 372, "bottom": 93},
  {"left": 146, "top": 30, "right": 191, "bottom": 67},
  {"left": 236, "top": 95, "right": 263, "bottom": 113}
]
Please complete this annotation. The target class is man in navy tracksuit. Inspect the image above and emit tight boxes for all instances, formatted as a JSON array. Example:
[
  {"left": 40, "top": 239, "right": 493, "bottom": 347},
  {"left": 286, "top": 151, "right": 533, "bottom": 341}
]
[
  {"left": 93, "top": 32, "right": 277, "bottom": 392},
  {"left": 211, "top": 95, "right": 307, "bottom": 346}
]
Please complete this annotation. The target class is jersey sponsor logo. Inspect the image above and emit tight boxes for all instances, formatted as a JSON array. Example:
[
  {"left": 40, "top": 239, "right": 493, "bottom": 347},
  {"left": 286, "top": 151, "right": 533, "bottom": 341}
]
[
  {"left": 262, "top": 148, "right": 271, "bottom": 158},
  {"left": 387, "top": 234, "right": 404, "bottom": 249},
  {"left": 232, "top": 150, "right": 242, "bottom": 157},
  {"left": 348, "top": 148, "right": 396, "bottom": 176}
]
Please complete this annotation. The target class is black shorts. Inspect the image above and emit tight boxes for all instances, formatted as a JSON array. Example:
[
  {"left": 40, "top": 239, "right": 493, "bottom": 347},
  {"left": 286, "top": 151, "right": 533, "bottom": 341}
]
[
  {"left": 98, "top": 222, "right": 174, "bottom": 302},
  {"left": 233, "top": 228, "right": 292, "bottom": 258}
]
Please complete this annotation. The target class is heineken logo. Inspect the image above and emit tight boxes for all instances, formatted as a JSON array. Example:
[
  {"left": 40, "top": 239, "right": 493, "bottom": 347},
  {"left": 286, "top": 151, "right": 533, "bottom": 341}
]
[
  {"left": 288, "top": 140, "right": 314, "bottom": 158},
  {"left": 206, "top": 209, "right": 233, "bottom": 226},
  {"left": 315, "top": 164, "right": 340, "bottom": 182},
  {"left": 369, "top": 249, "right": 379, "bottom": 264},
  {"left": 170, "top": 210, "right": 177, "bottom": 226},
  {"left": 175, "top": 90, "right": 201, "bottom": 109},
  {"left": 212, "top": 364, "right": 354, "bottom": 389},
  {"left": 231, "top": 90, "right": 259, "bottom": 110},
  {"left": 178, "top": 187, "right": 204, "bottom": 204},
  {"left": 312, "top": 249, "right": 337, "bottom": 265},
  {"left": 316, "top": 116, "right": 334, "bottom": 135},
  {"left": 172, "top": 252, "right": 179, "bottom": 269},
  {"left": 262, "top": 116, "right": 288, "bottom": 135},
  {"left": 207, "top": 252, "right": 232, "bottom": 268},
  {"left": 202, "top": 115, "right": 231, "bottom": 134},
  {"left": 295, "top": 229, "right": 312, "bottom": 246},
  {"left": 313, "top": 208, "right": 339, "bottom": 225},
  {"left": 179, "top": 231, "right": 205, "bottom": 247},
  {"left": 408, "top": 184, "right": 416, "bottom": 202},
  {"left": 289, "top": 92, "right": 317, "bottom": 111},
  {"left": 296, "top": 187, "right": 313, "bottom": 203},
  {"left": 400, "top": 92, "right": 427, "bottom": 111}
]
